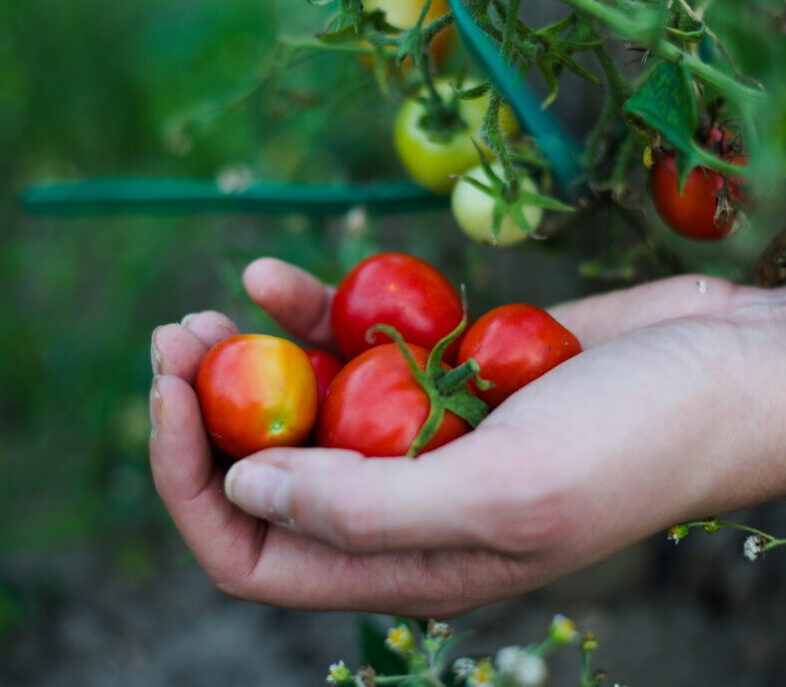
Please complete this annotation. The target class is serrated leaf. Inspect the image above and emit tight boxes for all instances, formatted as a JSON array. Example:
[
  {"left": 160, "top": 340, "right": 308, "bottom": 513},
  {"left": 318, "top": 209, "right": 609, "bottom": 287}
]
[
  {"left": 622, "top": 60, "right": 703, "bottom": 188},
  {"left": 622, "top": 61, "right": 748, "bottom": 185}
]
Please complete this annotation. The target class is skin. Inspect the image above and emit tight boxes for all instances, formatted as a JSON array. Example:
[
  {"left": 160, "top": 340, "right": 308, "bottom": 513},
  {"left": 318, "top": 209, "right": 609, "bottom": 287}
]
[{"left": 150, "top": 258, "right": 786, "bottom": 618}]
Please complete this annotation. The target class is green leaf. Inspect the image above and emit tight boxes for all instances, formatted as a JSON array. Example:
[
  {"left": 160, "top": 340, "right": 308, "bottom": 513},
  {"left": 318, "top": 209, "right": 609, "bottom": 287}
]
[
  {"left": 622, "top": 60, "right": 701, "bottom": 188},
  {"left": 622, "top": 59, "right": 748, "bottom": 186},
  {"left": 358, "top": 616, "right": 409, "bottom": 677}
]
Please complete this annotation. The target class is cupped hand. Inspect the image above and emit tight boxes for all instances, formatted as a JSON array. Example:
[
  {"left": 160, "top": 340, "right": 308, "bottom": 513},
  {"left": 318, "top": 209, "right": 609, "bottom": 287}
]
[{"left": 150, "top": 260, "right": 786, "bottom": 617}]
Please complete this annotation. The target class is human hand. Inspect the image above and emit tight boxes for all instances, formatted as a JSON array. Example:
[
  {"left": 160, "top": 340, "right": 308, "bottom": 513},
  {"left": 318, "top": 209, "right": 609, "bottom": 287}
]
[{"left": 150, "top": 260, "right": 786, "bottom": 617}]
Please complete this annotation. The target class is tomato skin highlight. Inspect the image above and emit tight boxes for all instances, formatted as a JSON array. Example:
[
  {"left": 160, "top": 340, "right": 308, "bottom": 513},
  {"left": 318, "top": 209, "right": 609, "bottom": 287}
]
[
  {"left": 331, "top": 252, "right": 465, "bottom": 362},
  {"left": 305, "top": 349, "right": 344, "bottom": 405},
  {"left": 456, "top": 304, "right": 582, "bottom": 408},
  {"left": 195, "top": 334, "right": 318, "bottom": 459},
  {"left": 317, "top": 343, "right": 469, "bottom": 457},
  {"left": 650, "top": 152, "right": 746, "bottom": 241}
]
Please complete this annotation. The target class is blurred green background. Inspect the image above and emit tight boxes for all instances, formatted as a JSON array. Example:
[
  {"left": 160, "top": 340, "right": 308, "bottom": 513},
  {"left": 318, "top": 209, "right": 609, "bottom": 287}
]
[{"left": 2, "top": 1, "right": 786, "bottom": 685}]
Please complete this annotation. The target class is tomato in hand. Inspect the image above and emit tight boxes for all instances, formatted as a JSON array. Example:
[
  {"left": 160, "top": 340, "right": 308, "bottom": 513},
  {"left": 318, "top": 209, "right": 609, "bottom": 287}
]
[
  {"left": 316, "top": 343, "right": 469, "bottom": 457},
  {"left": 394, "top": 81, "right": 519, "bottom": 194},
  {"left": 650, "top": 151, "right": 747, "bottom": 241},
  {"left": 331, "top": 252, "right": 465, "bottom": 361},
  {"left": 305, "top": 349, "right": 344, "bottom": 405},
  {"left": 195, "top": 334, "right": 318, "bottom": 459},
  {"left": 456, "top": 304, "right": 582, "bottom": 408}
]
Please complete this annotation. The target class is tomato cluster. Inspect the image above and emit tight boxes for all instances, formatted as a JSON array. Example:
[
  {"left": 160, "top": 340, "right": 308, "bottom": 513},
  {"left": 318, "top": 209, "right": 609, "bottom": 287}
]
[{"left": 195, "top": 252, "right": 582, "bottom": 460}]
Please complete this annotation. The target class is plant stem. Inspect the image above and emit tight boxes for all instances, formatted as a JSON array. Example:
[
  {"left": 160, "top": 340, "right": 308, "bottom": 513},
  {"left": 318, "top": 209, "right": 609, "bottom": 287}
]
[
  {"left": 481, "top": 0, "right": 520, "bottom": 194},
  {"left": 560, "top": 0, "right": 766, "bottom": 105},
  {"left": 421, "top": 12, "right": 455, "bottom": 44},
  {"left": 593, "top": 43, "right": 633, "bottom": 106}
]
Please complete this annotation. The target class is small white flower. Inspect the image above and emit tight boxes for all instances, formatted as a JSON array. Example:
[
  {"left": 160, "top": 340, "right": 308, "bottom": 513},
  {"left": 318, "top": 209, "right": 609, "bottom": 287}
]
[
  {"left": 496, "top": 647, "right": 548, "bottom": 686},
  {"left": 345, "top": 206, "right": 368, "bottom": 235},
  {"left": 496, "top": 646, "right": 521, "bottom": 675},
  {"left": 453, "top": 657, "right": 476, "bottom": 680},
  {"left": 743, "top": 535, "right": 765, "bottom": 561}
]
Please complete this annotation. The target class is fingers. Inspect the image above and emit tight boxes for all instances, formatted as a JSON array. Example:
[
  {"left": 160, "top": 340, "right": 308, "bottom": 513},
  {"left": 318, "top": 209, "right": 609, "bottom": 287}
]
[
  {"left": 149, "top": 374, "right": 265, "bottom": 587},
  {"left": 549, "top": 274, "right": 740, "bottom": 348},
  {"left": 181, "top": 310, "right": 239, "bottom": 348},
  {"left": 223, "top": 426, "right": 558, "bottom": 555},
  {"left": 243, "top": 258, "right": 335, "bottom": 349},
  {"left": 151, "top": 311, "right": 239, "bottom": 382}
]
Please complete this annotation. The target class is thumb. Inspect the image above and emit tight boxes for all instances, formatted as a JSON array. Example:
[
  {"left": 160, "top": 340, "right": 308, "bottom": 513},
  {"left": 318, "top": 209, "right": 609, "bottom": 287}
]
[{"left": 223, "top": 429, "right": 536, "bottom": 554}]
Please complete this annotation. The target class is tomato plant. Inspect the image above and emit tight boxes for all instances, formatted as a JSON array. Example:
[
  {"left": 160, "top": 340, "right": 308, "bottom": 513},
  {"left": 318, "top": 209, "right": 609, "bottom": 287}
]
[
  {"left": 650, "top": 151, "right": 747, "bottom": 241},
  {"left": 394, "top": 81, "right": 519, "bottom": 194},
  {"left": 195, "top": 334, "right": 318, "bottom": 459},
  {"left": 305, "top": 349, "right": 344, "bottom": 404},
  {"left": 316, "top": 342, "right": 469, "bottom": 457},
  {"left": 451, "top": 162, "right": 544, "bottom": 246},
  {"left": 361, "top": 0, "right": 454, "bottom": 67},
  {"left": 456, "top": 304, "right": 582, "bottom": 408},
  {"left": 331, "top": 252, "right": 465, "bottom": 361}
]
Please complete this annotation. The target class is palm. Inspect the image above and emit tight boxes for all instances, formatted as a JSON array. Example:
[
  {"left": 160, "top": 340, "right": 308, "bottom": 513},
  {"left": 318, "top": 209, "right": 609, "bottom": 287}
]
[{"left": 150, "top": 261, "right": 786, "bottom": 615}]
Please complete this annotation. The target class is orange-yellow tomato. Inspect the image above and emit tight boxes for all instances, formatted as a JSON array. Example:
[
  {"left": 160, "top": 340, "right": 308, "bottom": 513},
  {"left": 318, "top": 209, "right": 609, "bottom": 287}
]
[
  {"left": 361, "top": 0, "right": 455, "bottom": 68},
  {"left": 195, "top": 334, "right": 318, "bottom": 459}
]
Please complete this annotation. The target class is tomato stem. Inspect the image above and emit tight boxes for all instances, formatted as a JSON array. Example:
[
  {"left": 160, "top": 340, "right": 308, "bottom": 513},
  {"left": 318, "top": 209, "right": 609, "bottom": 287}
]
[{"left": 367, "top": 316, "right": 491, "bottom": 457}]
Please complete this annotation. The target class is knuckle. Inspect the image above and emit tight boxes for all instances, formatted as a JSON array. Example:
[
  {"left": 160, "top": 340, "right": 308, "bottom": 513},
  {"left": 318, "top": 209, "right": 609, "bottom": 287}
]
[
  {"left": 464, "top": 446, "right": 573, "bottom": 555},
  {"left": 324, "top": 496, "right": 379, "bottom": 552}
]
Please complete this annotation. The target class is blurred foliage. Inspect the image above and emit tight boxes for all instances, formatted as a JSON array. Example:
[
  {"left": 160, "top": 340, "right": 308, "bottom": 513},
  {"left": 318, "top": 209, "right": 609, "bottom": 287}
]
[{"left": 0, "top": 0, "right": 545, "bottom": 638}]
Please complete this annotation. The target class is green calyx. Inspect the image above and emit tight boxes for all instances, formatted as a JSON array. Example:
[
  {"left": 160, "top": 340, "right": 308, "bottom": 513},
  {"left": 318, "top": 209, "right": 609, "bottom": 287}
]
[{"left": 368, "top": 312, "right": 492, "bottom": 458}]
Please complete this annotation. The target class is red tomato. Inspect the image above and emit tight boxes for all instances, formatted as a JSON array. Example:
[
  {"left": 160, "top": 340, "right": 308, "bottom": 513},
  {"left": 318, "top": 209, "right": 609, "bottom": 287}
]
[
  {"left": 195, "top": 334, "right": 318, "bottom": 459},
  {"left": 651, "top": 152, "right": 746, "bottom": 241},
  {"left": 316, "top": 343, "right": 469, "bottom": 457},
  {"left": 456, "top": 304, "right": 582, "bottom": 408},
  {"left": 305, "top": 349, "right": 344, "bottom": 404},
  {"left": 331, "top": 252, "right": 465, "bottom": 361}
]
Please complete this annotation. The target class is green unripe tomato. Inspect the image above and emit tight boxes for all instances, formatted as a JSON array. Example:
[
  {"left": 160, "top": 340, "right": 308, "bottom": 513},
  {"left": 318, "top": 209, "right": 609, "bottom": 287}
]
[
  {"left": 393, "top": 81, "right": 519, "bottom": 195},
  {"left": 451, "top": 163, "right": 543, "bottom": 246}
]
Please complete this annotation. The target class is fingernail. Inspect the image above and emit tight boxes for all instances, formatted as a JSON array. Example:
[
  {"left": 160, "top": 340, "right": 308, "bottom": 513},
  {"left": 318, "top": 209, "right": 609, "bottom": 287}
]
[
  {"left": 225, "top": 462, "right": 294, "bottom": 528},
  {"left": 151, "top": 327, "right": 163, "bottom": 375},
  {"left": 180, "top": 312, "right": 198, "bottom": 327},
  {"left": 150, "top": 377, "right": 163, "bottom": 438}
]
